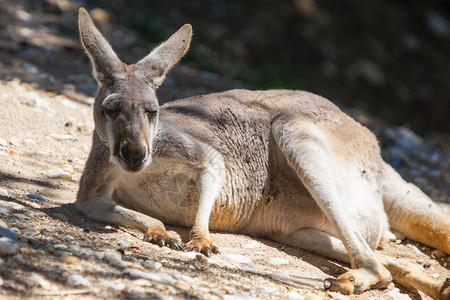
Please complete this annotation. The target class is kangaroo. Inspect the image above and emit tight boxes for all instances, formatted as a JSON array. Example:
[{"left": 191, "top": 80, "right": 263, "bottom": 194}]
[{"left": 76, "top": 8, "right": 450, "bottom": 299}]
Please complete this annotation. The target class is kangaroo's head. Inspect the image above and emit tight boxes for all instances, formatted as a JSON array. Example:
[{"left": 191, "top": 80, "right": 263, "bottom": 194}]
[{"left": 78, "top": 8, "right": 192, "bottom": 172}]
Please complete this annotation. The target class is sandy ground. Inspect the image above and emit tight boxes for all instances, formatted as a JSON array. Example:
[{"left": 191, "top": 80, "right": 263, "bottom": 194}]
[{"left": 0, "top": 78, "right": 449, "bottom": 300}]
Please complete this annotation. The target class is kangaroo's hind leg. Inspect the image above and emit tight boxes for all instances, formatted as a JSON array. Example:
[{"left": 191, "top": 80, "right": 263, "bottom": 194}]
[{"left": 271, "top": 112, "right": 391, "bottom": 295}]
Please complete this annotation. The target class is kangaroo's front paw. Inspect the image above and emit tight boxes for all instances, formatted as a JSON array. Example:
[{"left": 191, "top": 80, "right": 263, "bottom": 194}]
[
  {"left": 185, "top": 236, "right": 220, "bottom": 258},
  {"left": 324, "top": 265, "right": 392, "bottom": 295},
  {"left": 143, "top": 230, "right": 184, "bottom": 251}
]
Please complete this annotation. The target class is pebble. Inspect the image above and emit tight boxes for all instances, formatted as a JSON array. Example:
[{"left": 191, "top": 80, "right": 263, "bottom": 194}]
[
  {"left": 67, "top": 274, "right": 91, "bottom": 288},
  {"left": 320, "top": 266, "right": 330, "bottom": 273},
  {"left": 48, "top": 172, "right": 72, "bottom": 180},
  {"left": 243, "top": 241, "right": 260, "bottom": 249},
  {"left": 0, "top": 188, "right": 8, "bottom": 197},
  {"left": 53, "top": 250, "right": 72, "bottom": 257},
  {"left": 431, "top": 249, "right": 448, "bottom": 258},
  {"left": 0, "top": 138, "right": 7, "bottom": 147},
  {"left": 8, "top": 227, "right": 21, "bottom": 235},
  {"left": 174, "top": 279, "right": 191, "bottom": 290},
  {"left": 123, "top": 268, "right": 175, "bottom": 284},
  {"left": 0, "top": 219, "right": 7, "bottom": 228},
  {"left": 94, "top": 251, "right": 105, "bottom": 260},
  {"left": 142, "top": 259, "right": 155, "bottom": 268},
  {"left": 269, "top": 257, "right": 289, "bottom": 266},
  {"left": 0, "top": 227, "right": 18, "bottom": 240},
  {"left": 25, "top": 194, "right": 47, "bottom": 202},
  {"left": 225, "top": 253, "right": 251, "bottom": 264},
  {"left": 104, "top": 250, "right": 123, "bottom": 265},
  {"left": 49, "top": 134, "right": 74, "bottom": 141},
  {"left": 60, "top": 255, "right": 80, "bottom": 264},
  {"left": 99, "top": 279, "right": 125, "bottom": 291},
  {"left": 153, "top": 261, "right": 163, "bottom": 270},
  {"left": 431, "top": 273, "right": 440, "bottom": 279},
  {"left": 63, "top": 235, "right": 75, "bottom": 242},
  {"left": 53, "top": 213, "right": 69, "bottom": 222},
  {"left": 13, "top": 254, "right": 23, "bottom": 263},
  {"left": 15, "top": 214, "right": 30, "bottom": 221},
  {"left": 406, "top": 244, "right": 421, "bottom": 255},
  {"left": 426, "top": 11, "right": 450, "bottom": 38},
  {"left": 124, "top": 291, "right": 147, "bottom": 299},
  {"left": 0, "top": 237, "right": 18, "bottom": 256},
  {"left": 29, "top": 273, "right": 53, "bottom": 290}
]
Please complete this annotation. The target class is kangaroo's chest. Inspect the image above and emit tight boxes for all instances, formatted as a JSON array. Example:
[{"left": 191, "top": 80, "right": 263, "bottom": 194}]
[{"left": 113, "top": 164, "right": 202, "bottom": 227}]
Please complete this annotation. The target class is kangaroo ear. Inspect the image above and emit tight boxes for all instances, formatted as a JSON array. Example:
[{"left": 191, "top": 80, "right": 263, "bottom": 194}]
[
  {"left": 78, "top": 7, "right": 122, "bottom": 83},
  {"left": 137, "top": 24, "right": 192, "bottom": 89}
]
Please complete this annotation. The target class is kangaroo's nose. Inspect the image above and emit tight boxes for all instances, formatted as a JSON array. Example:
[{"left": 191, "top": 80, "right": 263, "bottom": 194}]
[{"left": 120, "top": 144, "right": 147, "bottom": 165}]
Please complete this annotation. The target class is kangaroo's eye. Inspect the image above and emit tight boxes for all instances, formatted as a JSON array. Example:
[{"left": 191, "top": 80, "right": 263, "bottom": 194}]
[{"left": 104, "top": 107, "right": 120, "bottom": 117}]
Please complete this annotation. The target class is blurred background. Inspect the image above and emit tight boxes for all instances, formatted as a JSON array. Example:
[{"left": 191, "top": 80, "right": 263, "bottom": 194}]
[
  {"left": 0, "top": 0, "right": 448, "bottom": 199},
  {"left": 0, "top": 0, "right": 449, "bottom": 134}
]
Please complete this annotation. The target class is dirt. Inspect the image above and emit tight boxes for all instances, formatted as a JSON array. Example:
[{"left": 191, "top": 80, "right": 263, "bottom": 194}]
[{"left": 0, "top": 0, "right": 449, "bottom": 299}]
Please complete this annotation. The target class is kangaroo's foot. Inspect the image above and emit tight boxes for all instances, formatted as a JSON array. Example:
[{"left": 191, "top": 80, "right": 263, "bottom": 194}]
[
  {"left": 143, "top": 229, "right": 184, "bottom": 250},
  {"left": 185, "top": 231, "right": 220, "bottom": 257},
  {"left": 324, "top": 263, "right": 392, "bottom": 295}
]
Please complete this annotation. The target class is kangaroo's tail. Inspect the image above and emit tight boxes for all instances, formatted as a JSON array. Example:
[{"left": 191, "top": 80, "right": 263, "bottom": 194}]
[{"left": 381, "top": 162, "right": 450, "bottom": 254}]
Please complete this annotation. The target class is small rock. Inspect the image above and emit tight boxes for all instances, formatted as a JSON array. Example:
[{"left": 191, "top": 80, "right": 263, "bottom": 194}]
[
  {"left": 269, "top": 257, "right": 289, "bottom": 266},
  {"left": 240, "top": 262, "right": 254, "bottom": 269},
  {"left": 25, "top": 194, "right": 47, "bottom": 202},
  {"left": 0, "top": 188, "right": 8, "bottom": 197},
  {"left": 66, "top": 274, "right": 90, "bottom": 288},
  {"left": 49, "top": 134, "right": 74, "bottom": 141},
  {"left": 63, "top": 235, "right": 75, "bottom": 242},
  {"left": 53, "top": 213, "right": 69, "bottom": 222},
  {"left": 15, "top": 214, "right": 30, "bottom": 221},
  {"left": 124, "top": 291, "right": 148, "bottom": 299},
  {"left": 0, "top": 227, "right": 18, "bottom": 240},
  {"left": 153, "top": 261, "right": 162, "bottom": 270},
  {"left": 142, "top": 259, "right": 155, "bottom": 268},
  {"left": 123, "top": 268, "right": 172, "bottom": 283},
  {"left": 0, "top": 138, "right": 7, "bottom": 147},
  {"left": 48, "top": 172, "right": 72, "bottom": 180},
  {"left": 431, "top": 273, "right": 440, "bottom": 279},
  {"left": 29, "top": 273, "right": 53, "bottom": 290},
  {"left": 406, "top": 244, "right": 421, "bottom": 255},
  {"left": 0, "top": 237, "right": 18, "bottom": 256},
  {"left": 8, "top": 227, "right": 21, "bottom": 236},
  {"left": 243, "top": 241, "right": 260, "bottom": 249},
  {"left": 53, "top": 250, "right": 72, "bottom": 257},
  {"left": 60, "top": 255, "right": 80, "bottom": 264},
  {"left": 431, "top": 249, "right": 448, "bottom": 258},
  {"left": 0, "top": 220, "right": 7, "bottom": 228},
  {"left": 104, "top": 250, "right": 123, "bottom": 266},
  {"left": 0, "top": 206, "right": 10, "bottom": 215},
  {"left": 13, "top": 221, "right": 26, "bottom": 229},
  {"left": 13, "top": 254, "right": 23, "bottom": 263},
  {"left": 426, "top": 11, "right": 450, "bottom": 38},
  {"left": 174, "top": 279, "right": 191, "bottom": 290},
  {"left": 320, "top": 266, "right": 330, "bottom": 273},
  {"left": 225, "top": 253, "right": 251, "bottom": 264},
  {"left": 94, "top": 251, "right": 105, "bottom": 260}
]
